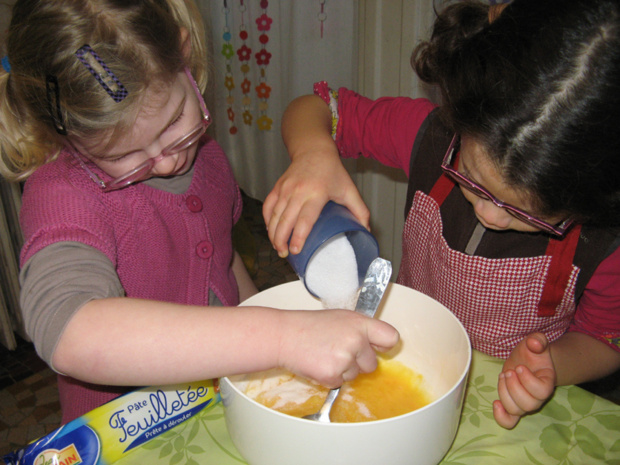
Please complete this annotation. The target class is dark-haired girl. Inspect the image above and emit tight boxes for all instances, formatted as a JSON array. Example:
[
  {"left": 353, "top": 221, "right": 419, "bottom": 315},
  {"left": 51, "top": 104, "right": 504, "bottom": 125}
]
[{"left": 264, "top": 0, "right": 620, "bottom": 428}]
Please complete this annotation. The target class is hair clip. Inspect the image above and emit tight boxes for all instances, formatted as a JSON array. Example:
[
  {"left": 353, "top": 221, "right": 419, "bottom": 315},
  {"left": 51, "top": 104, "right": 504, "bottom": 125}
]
[
  {"left": 75, "top": 44, "right": 128, "bottom": 102},
  {"left": 1, "top": 56, "right": 10, "bottom": 73},
  {"left": 45, "top": 75, "right": 68, "bottom": 135}
]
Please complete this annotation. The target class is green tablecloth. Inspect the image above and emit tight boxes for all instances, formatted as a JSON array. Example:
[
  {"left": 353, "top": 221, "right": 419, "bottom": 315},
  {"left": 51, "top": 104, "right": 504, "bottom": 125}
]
[{"left": 117, "top": 350, "right": 620, "bottom": 465}]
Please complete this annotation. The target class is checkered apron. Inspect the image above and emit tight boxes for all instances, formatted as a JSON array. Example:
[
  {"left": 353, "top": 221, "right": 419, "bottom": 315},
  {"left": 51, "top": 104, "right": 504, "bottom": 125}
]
[{"left": 398, "top": 172, "right": 582, "bottom": 358}]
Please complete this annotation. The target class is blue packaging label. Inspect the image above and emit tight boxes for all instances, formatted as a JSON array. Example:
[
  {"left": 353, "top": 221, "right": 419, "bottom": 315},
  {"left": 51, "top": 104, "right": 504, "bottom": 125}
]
[{"left": 3, "top": 380, "right": 219, "bottom": 465}]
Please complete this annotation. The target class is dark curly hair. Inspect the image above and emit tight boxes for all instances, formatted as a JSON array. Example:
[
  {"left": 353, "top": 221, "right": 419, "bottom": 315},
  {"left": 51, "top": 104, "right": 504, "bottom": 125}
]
[{"left": 412, "top": 0, "right": 620, "bottom": 227}]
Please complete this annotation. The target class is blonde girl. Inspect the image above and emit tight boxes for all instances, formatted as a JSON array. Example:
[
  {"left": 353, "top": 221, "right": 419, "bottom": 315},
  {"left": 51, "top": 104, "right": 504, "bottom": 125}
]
[{"left": 0, "top": 0, "right": 398, "bottom": 423}]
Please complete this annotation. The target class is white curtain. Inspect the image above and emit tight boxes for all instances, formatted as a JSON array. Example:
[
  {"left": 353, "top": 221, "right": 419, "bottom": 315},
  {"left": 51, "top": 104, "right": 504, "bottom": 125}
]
[
  {"left": 197, "top": 0, "right": 438, "bottom": 274},
  {"left": 198, "top": 0, "right": 358, "bottom": 201},
  {"left": 354, "top": 0, "right": 437, "bottom": 274}
]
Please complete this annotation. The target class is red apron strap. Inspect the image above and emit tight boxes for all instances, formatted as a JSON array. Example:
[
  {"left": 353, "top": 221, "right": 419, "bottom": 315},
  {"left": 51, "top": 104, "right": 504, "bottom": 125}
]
[
  {"left": 429, "top": 173, "right": 456, "bottom": 206},
  {"left": 538, "top": 224, "right": 582, "bottom": 317},
  {"left": 429, "top": 152, "right": 459, "bottom": 206}
]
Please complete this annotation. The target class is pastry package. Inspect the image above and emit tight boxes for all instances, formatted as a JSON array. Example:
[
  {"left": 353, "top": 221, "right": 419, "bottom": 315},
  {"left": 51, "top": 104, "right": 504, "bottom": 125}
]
[{"left": 3, "top": 379, "right": 219, "bottom": 465}]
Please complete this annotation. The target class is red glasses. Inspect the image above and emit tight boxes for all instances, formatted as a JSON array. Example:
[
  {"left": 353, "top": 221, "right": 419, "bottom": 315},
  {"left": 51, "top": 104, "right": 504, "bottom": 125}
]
[
  {"left": 441, "top": 135, "right": 574, "bottom": 236},
  {"left": 74, "top": 67, "right": 211, "bottom": 192}
]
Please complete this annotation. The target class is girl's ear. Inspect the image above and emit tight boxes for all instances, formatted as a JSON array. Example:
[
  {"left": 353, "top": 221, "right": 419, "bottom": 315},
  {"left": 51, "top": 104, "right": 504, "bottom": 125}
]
[{"left": 180, "top": 27, "right": 192, "bottom": 60}]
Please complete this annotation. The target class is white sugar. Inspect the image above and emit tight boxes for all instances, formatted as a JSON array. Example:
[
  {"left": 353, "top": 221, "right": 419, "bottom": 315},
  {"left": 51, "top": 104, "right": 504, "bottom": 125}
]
[{"left": 305, "top": 233, "right": 360, "bottom": 309}]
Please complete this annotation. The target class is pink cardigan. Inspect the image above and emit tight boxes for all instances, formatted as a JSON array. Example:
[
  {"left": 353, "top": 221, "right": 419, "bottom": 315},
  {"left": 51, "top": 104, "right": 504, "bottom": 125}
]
[{"left": 20, "top": 137, "right": 242, "bottom": 423}]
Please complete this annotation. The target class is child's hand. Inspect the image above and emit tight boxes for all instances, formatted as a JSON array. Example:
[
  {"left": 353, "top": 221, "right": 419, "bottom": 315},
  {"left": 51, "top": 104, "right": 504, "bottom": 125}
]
[
  {"left": 277, "top": 309, "right": 399, "bottom": 388},
  {"left": 263, "top": 148, "right": 369, "bottom": 259},
  {"left": 493, "top": 333, "right": 556, "bottom": 429}
]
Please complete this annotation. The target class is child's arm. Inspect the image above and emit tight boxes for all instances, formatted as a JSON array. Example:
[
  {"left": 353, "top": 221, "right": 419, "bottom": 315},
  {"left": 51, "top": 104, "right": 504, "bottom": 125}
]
[
  {"left": 51, "top": 296, "right": 399, "bottom": 389},
  {"left": 552, "top": 330, "right": 620, "bottom": 384},
  {"left": 263, "top": 95, "right": 369, "bottom": 258},
  {"left": 494, "top": 331, "right": 620, "bottom": 429}
]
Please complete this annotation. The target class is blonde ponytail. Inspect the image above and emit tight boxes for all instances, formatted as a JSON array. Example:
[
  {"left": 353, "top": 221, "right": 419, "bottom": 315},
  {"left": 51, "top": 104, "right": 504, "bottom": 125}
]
[{"left": 0, "top": 71, "right": 61, "bottom": 181}]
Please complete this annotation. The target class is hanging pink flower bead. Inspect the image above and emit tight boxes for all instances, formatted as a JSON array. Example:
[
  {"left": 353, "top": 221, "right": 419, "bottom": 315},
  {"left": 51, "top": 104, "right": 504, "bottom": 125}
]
[
  {"left": 255, "top": 82, "right": 272, "bottom": 99},
  {"left": 227, "top": 107, "right": 235, "bottom": 122},
  {"left": 256, "top": 13, "right": 273, "bottom": 32},
  {"left": 255, "top": 49, "right": 272, "bottom": 66},
  {"left": 236, "top": 44, "right": 252, "bottom": 61}
]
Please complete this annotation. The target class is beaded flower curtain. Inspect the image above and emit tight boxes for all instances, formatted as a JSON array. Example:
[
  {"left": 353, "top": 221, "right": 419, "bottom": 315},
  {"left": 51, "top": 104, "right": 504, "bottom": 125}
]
[{"left": 200, "top": 0, "right": 357, "bottom": 201}]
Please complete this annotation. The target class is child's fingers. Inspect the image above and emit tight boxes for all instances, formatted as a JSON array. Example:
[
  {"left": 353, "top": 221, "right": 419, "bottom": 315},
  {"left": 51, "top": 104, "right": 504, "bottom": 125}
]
[
  {"left": 343, "top": 349, "right": 376, "bottom": 383},
  {"left": 264, "top": 193, "right": 286, "bottom": 242},
  {"left": 339, "top": 328, "right": 393, "bottom": 384},
  {"left": 272, "top": 210, "right": 298, "bottom": 258},
  {"left": 325, "top": 319, "right": 398, "bottom": 386},
  {"left": 367, "top": 319, "right": 400, "bottom": 353},
  {"left": 525, "top": 332, "right": 549, "bottom": 354},
  {"left": 266, "top": 198, "right": 300, "bottom": 257},
  {"left": 514, "top": 366, "right": 555, "bottom": 400},
  {"left": 340, "top": 364, "right": 361, "bottom": 383},
  {"left": 321, "top": 348, "right": 368, "bottom": 387},
  {"left": 497, "top": 371, "right": 525, "bottom": 416},
  {"left": 287, "top": 198, "right": 328, "bottom": 255},
  {"left": 355, "top": 343, "right": 380, "bottom": 374},
  {"left": 493, "top": 399, "right": 520, "bottom": 429},
  {"left": 340, "top": 191, "right": 371, "bottom": 231},
  {"left": 501, "top": 368, "right": 549, "bottom": 414}
]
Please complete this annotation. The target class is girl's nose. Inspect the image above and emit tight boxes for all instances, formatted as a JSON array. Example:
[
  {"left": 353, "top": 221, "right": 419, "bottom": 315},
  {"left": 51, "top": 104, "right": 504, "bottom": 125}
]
[
  {"left": 473, "top": 198, "right": 512, "bottom": 229},
  {"left": 145, "top": 138, "right": 178, "bottom": 175},
  {"left": 150, "top": 151, "right": 179, "bottom": 176}
]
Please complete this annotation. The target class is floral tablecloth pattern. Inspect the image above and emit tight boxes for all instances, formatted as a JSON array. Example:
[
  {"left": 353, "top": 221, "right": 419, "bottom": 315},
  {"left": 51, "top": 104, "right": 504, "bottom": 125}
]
[{"left": 117, "top": 351, "right": 620, "bottom": 465}]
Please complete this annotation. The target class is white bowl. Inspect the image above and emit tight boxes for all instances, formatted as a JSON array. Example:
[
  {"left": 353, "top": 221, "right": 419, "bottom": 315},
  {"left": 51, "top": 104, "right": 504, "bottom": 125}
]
[{"left": 220, "top": 281, "right": 471, "bottom": 465}]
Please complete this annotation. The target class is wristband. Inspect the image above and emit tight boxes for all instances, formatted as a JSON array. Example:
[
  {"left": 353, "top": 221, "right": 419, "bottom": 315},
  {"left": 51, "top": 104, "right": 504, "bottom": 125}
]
[{"left": 313, "top": 81, "right": 339, "bottom": 139}]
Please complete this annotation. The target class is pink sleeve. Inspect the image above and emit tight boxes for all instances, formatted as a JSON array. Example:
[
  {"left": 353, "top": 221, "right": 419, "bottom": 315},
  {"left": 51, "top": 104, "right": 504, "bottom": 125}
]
[
  {"left": 335, "top": 87, "right": 437, "bottom": 176},
  {"left": 570, "top": 244, "right": 620, "bottom": 352}
]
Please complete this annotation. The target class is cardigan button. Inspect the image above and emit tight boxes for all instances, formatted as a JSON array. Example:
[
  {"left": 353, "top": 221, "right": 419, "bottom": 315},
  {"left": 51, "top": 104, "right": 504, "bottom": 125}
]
[
  {"left": 186, "top": 195, "right": 203, "bottom": 212},
  {"left": 196, "top": 240, "right": 213, "bottom": 259}
]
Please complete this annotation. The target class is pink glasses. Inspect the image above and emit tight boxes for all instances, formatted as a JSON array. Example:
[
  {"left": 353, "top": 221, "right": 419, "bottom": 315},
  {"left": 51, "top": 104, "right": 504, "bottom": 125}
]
[
  {"left": 441, "top": 135, "right": 574, "bottom": 236},
  {"left": 75, "top": 67, "right": 211, "bottom": 192}
]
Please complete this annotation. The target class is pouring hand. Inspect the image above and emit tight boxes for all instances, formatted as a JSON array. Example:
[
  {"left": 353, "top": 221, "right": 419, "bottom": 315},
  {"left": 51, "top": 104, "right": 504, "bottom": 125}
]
[
  {"left": 263, "top": 150, "right": 368, "bottom": 258},
  {"left": 493, "top": 333, "right": 556, "bottom": 429},
  {"left": 277, "top": 309, "right": 399, "bottom": 388},
  {"left": 264, "top": 94, "right": 370, "bottom": 259}
]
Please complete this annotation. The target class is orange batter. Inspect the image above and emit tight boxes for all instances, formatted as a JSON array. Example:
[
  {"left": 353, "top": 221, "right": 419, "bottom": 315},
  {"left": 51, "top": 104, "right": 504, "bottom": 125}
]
[{"left": 248, "top": 357, "right": 432, "bottom": 422}]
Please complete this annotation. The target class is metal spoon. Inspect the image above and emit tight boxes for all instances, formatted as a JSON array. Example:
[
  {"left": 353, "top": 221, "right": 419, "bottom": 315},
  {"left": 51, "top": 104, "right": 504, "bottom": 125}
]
[{"left": 302, "top": 257, "right": 392, "bottom": 422}]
